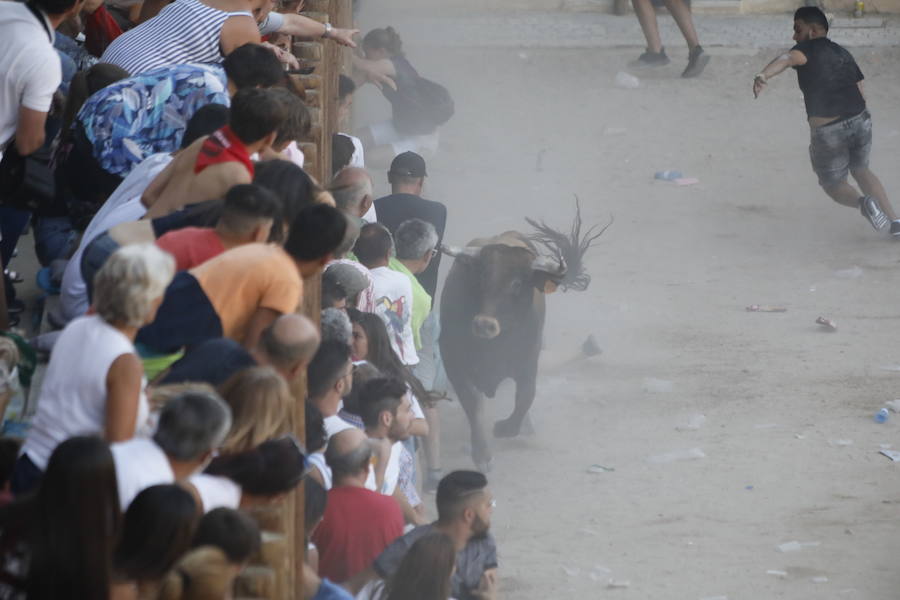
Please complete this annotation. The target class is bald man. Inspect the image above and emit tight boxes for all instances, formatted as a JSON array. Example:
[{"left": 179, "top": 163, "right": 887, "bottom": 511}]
[
  {"left": 329, "top": 167, "right": 375, "bottom": 220},
  {"left": 313, "top": 428, "right": 404, "bottom": 583},
  {"left": 158, "top": 313, "right": 320, "bottom": 386}
]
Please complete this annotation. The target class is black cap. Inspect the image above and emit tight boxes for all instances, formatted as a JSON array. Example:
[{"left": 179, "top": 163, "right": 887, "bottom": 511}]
[{"left": 388, "top": 151, "right": 427, "bottom": 178}]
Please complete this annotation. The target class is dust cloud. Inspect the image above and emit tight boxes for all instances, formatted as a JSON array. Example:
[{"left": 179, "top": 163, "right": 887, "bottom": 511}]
[{"left": 353, "top": 0, "right": 900, "bottom": 596}]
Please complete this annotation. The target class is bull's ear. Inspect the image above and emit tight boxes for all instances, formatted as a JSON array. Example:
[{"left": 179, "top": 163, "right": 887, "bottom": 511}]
[
  {"left": 441, "top": 244, "right": 480, "bottom": 265},
  {"left": 531, "top": 256, "right": 566, "bottom": 293}
]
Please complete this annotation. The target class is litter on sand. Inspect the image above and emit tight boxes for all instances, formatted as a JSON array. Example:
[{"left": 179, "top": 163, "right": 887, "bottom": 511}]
[
  {"left": 777, "top": 541, "right": 820, "bottom": 552},
  {"left": 746, "top": 305, "right": 787, "bottom": 312},
  {"left": 879, "top": 449, "right": 900, "bottom": 462},
  {"left": 587, "top": 464, "right": 615, "bottom": 473},
  {"left": 816, "top": 316, "right": 837, "bottom": 331},
  {"left": 614, "top": 71, "right": 640, "bottom": 89},
  {"left": 647, "top": 448, "right": 705, "bottom": 464},
  {"left": 767, "top": 570, "right": 788, "bottom": 578},
  {"left": 834, "top": 266, "right": 863, "bottom": 279},
  {"left": 676, "top": 414, "right": 706, "bottom": 431}
]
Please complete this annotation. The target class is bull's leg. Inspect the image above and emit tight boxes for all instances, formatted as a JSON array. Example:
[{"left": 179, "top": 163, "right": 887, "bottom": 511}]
[
  {"left": 450, "top": 375, "right": 492, "bottom": 472},
  {"left": 494, "top": 373, "right": 536, "bottom": 438}
]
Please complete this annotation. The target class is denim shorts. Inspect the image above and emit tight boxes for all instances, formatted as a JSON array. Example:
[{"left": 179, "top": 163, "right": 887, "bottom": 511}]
[{"left": 809, "top": 110, "right": 872, "bottom": 188}]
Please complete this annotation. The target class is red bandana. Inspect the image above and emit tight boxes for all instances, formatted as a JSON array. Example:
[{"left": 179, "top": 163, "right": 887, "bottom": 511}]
[{"left": 193, "top": 125, "right": 255, "bottom": 176}]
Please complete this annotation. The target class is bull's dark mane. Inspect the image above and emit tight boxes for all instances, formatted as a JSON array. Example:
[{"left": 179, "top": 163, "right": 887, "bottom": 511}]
[{"left": 525, "top": 197, "right": 611, "bottom": 292}]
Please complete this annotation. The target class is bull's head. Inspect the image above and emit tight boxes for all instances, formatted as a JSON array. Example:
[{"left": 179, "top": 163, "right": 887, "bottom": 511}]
[
  {"left": 442, "top": 243, "right": 566, "bottom": 339},
  {"left": 526, "top": 197, "right": 611, "bottom": 292}
]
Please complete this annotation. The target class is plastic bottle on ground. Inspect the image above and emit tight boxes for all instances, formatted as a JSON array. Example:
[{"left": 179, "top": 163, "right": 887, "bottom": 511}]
[{"left": 874, "top": 408, "right": 889, "bottom": 423}]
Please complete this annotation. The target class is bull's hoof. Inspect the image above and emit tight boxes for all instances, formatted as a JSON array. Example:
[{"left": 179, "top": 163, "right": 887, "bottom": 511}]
[{"left": 493, "top": 418, "right": 521, "bottom": 438}]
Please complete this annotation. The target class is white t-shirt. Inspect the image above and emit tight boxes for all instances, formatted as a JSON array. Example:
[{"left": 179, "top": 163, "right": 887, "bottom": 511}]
[
  {"left": 307, "top": 451, "right": 333, "bottom": 490},
  {"left": 22, "top": 315, "right": 149, "bottom": 470},
  {"left": 282, "top": 140, "right": 305, "bottom": 168},
  {"left": 324, "top": 414, "right": 355, "bottom": 439},
  {"left": 369, "top": 266, "right": 418, "bottom": 366},
  {"left": 365, "top": 440, "right": 401, "bottom": 496},
  {"left": 0, "top": 2, "right": 60, "bottom": 158},
  {"left": 347, "top": 133, "right": 365, "bottom": 168},
  {"left": 111, "top": 438, "right": 174, "bottom": 510},
  {"left": 58, "top": 153, "right": 172, "bottom": 322},
  {"left": 190, "top": 473, "right": 242, "bottom": 512}
]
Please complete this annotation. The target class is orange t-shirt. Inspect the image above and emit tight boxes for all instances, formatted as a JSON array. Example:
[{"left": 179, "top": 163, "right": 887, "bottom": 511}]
[{"left": 190, "top": 243, "right": 303, "bottom": 341}]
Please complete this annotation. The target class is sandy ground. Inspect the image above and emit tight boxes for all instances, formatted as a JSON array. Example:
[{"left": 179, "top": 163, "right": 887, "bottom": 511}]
[{"left": 348, "top": 5, "right": 900, "bottom": 598}]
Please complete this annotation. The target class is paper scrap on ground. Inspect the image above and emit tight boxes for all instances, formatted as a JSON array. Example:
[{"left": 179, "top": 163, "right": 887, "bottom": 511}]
[
  {"left": 880, "top": 450, "right": 900, "bottom": 462},
  {"left": 647, "top": 448, "right": 705, "bottom": 464},
  {"left": 777, "top": 541, "right": 820, "bottom": 552}
]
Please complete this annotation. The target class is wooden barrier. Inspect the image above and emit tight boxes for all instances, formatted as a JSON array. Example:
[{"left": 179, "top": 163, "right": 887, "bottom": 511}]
[{"left": 235, "top": 1, "right": 350, "bottom": 597}]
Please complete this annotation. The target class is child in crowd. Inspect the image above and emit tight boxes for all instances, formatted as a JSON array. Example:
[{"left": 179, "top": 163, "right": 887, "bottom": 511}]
[{"left": 142, "top": 88, "right": 287, "bottom": 219}]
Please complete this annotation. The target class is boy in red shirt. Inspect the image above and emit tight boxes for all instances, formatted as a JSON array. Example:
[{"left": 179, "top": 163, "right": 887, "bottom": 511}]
[
  {"left": 155, "top": 183, "right": 281, "bottom": 271},
  {"left": 142, "top": 88, "right": 287, "bottom": 219}
]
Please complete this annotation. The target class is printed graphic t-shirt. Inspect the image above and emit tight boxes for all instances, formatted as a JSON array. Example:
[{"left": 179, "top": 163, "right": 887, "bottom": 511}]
[{"left": 368, "top": 266, "right": 417, "bottom": 365}]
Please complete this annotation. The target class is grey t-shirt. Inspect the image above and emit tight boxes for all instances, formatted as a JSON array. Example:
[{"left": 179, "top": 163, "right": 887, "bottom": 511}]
[
  {"left": 258, "top": 11, "right": 284, "bottom": 35},
  {"left": 373, "top": 524, "right": 498, "bottom": 600}
]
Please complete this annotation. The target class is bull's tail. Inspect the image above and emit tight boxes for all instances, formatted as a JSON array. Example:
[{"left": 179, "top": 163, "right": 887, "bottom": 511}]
[{"left": 525, "top": 196, "right": 611, "bottom": 292}]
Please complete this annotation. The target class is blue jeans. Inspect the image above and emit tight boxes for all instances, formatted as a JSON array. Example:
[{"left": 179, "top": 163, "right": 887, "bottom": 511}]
[
  {"left": 80, "top": 231, "right": 120, "bottom": 303},
  {"left": 33, "top": 216, "right": 76, "bottom": 267}
]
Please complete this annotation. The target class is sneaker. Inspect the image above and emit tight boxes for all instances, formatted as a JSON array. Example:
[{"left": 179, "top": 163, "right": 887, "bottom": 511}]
[
  {"left": 860, "top": 195, "right": 889, "bottom": 230},
  {"left": 890, "top": 220, "right": 900, "bottom": 237},
  {"left": 630, "top": 48, "right": 670, "bottom": 68},
  {"left": 682, "top": 45, "right": 710, "bottom": 78}
]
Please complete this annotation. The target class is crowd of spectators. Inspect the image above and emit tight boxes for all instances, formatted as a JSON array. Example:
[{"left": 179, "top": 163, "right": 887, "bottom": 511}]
[{"left": 0, "top": 0, "right": 487, "bottom": 596}]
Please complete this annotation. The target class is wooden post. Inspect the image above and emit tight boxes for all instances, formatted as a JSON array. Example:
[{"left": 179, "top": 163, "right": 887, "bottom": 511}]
[{"left": 233, "top": 0, "right": 352, "bottom": 597}]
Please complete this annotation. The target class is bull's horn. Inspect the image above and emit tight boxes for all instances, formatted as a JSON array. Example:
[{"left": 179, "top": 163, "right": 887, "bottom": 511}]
[
  {"left": 532, "top": 255, "right": 567, "bottom": 276},
  {"left": 441, "top": 244, "right": 481, "bottom": 259}
]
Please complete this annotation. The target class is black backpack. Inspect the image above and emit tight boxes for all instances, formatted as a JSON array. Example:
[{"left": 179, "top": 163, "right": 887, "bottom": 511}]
[{"left": 392, "top": 76, "right": 455, "bottom": 136}]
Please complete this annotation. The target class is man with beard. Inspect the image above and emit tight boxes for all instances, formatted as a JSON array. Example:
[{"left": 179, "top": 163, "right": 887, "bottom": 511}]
[
  {"left": 352, "top": 470, "right": 498, "bottom": 600},
  {"left": 753, "top": 6, "right": 900, "bottom": 236}
]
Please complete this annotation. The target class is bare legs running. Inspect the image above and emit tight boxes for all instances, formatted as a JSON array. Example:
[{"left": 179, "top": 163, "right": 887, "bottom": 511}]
[{"left": 630, "top": 0, "right": 709, "bottom": 77}]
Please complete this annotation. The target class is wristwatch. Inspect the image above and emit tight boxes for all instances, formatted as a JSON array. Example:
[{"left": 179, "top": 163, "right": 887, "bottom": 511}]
[{"left": 322, "top": 22, "right": 333, "bottom": 38}]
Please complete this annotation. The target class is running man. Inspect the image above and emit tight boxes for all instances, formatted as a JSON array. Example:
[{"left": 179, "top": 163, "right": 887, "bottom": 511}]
[
  {"left": 753, "top": 7, "right": 899, "bottom": 236},
  {"left": 630, "top": 0, "right": 709, "bottom": 78}
]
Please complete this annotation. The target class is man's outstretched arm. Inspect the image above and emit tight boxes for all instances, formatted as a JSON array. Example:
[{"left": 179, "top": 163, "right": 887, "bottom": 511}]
[{"left": 753, "top": 49, "right": 807, "bottom": 98}]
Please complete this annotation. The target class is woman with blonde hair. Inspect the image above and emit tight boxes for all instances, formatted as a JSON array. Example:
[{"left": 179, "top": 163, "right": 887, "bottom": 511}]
[
  {"left": 188, "top": 366, "right": 298, "bottom": 512},
  {"left": 217, "top": 366, "right": 292, "bottom": 454},
  {"left": 13, "top": 244, "right": 174, "bottom": 494},
  {"left": 156, "top": 547, "right": 238, "bottom": 600}
]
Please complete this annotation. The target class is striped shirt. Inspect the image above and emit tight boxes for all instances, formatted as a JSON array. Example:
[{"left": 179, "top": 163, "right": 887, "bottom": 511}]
[{"left": 100, "top": 0, "right": 252, "bottom": 75}]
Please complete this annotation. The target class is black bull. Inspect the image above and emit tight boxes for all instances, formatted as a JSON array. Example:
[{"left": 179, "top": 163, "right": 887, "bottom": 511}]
[{"left": 438, "top": 209, "right": 608, "bottom": 472}]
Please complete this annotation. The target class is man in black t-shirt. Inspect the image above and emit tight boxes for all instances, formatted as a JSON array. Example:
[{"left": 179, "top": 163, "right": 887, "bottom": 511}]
[
  {"left": 374, "top": 152, "right": 446, "bottom": 299},
  {"left": 753, "top": 7, "right": 899, "bottom": 237}
]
